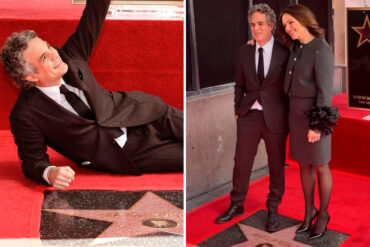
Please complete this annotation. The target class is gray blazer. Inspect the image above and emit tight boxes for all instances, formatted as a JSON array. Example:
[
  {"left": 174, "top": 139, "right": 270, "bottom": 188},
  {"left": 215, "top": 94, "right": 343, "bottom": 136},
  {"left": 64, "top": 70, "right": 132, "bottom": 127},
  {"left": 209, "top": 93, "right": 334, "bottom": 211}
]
[{"left": 284, "top": 38, "right": 334, "bottom": 107}]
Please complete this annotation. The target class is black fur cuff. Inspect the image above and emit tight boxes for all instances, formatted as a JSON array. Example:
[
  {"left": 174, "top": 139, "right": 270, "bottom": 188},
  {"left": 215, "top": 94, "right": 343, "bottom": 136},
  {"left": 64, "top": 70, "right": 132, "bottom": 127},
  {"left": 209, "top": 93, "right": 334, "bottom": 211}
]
[{"left": 306, "top": 106, "right": 340, "bottom": 135}]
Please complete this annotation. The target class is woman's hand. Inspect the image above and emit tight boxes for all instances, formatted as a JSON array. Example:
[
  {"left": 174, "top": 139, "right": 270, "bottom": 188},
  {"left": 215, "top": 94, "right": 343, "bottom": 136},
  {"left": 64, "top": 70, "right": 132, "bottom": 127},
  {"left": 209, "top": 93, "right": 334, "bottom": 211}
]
[
  {"left": 246, "top": 39, "right": 255, "bottom": 46},
  {"left": 307, "top": 129, "right": 321, "bottom": 143}
]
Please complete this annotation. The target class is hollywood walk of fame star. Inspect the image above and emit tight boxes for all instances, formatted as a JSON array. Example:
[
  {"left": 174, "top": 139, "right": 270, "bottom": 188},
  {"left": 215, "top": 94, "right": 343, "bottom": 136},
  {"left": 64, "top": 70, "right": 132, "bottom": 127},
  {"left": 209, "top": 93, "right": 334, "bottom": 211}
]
[
  {"left": 44, "top": 192, "right": 183, "bottom": 241},
  {"left": 231, "top": 223, "right": 311, "bottom": 247},
  {"left": 351, "top": 14, "right": 370, "bottom": 47}
]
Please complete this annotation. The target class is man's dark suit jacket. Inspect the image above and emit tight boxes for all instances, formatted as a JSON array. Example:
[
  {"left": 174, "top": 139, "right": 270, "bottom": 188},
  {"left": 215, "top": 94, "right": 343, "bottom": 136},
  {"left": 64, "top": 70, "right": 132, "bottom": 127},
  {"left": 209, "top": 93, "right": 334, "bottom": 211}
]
[
  {"left": 10, "top": 0, "right": 170, "bottom": 185},
  {"left": 234, "top": 41, "right": 289, "bottom": 134}
]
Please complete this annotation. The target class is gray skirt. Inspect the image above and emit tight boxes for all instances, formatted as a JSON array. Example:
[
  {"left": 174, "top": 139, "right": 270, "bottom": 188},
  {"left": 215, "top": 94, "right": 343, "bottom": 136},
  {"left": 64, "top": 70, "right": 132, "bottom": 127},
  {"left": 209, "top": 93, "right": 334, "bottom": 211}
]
[{"left": 289, "top": 96, "right": 331, "bottom": 165}]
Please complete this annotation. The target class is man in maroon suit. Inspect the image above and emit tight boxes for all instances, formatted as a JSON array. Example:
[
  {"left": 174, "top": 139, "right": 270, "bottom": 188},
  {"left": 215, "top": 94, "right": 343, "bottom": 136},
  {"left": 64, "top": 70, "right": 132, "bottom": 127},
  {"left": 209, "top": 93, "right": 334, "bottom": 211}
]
[
  {"left": 214, "top": 4, "right": 289, "bottom": 232},
  {"left": 1, "top": 0, "right": 183, "bottom": 189}
]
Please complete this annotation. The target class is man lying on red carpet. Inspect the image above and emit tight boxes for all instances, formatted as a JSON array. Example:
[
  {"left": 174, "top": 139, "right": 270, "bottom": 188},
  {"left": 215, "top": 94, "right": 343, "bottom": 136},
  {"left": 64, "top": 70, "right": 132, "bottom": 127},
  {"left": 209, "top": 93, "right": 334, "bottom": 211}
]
[{"left": 0, "top": 0, "right": 183, "bottom": 189}]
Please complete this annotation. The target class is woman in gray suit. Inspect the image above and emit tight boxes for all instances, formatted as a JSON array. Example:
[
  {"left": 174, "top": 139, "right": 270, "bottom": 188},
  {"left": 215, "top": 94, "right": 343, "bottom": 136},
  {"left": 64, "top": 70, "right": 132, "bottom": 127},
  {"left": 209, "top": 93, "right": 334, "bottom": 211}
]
[{"left": 278, "top": 4, "right": 339, "bottom": 239}]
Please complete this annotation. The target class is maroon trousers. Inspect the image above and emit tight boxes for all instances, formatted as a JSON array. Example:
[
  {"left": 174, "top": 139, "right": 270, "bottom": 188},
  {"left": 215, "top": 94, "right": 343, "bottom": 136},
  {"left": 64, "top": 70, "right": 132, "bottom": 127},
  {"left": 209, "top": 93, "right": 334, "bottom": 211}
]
[{"left": 230, "top": 110, "right": 287, "bottom": 212}]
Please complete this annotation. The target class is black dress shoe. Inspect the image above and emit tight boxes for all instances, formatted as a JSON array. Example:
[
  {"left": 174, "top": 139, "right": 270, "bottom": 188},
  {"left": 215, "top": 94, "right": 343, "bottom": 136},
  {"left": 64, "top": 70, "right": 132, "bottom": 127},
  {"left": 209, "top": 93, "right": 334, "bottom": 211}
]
[
  {"left": 214, "top": 204, "right": 244, "bottom": 224},
  {"left": 309, "top": 215, "right": 330, "bottom": 240},
  {"left": 296, "top": 208, "right": 318, "bottom": 233},
  {"left": 266, "top": 211, "right": 279, "bottom": 232}
]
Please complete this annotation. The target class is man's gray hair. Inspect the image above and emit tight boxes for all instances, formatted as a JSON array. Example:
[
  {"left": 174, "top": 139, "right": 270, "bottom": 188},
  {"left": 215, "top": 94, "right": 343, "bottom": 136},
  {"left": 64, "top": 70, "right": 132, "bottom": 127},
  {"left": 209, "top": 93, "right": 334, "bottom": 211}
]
[
  {"left": 1, "top": 30, "right": 38, "bottom": 89},
  {"left": 248, "top": 3, "right": 277, "bottom": 33}
]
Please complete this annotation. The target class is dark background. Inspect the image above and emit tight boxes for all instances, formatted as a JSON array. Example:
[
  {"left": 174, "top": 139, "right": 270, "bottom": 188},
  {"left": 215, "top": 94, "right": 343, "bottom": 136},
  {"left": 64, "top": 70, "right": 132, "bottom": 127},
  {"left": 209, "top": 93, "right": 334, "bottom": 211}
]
[{"left": 187, "top": 0, "right": 333, "bottom": 91}]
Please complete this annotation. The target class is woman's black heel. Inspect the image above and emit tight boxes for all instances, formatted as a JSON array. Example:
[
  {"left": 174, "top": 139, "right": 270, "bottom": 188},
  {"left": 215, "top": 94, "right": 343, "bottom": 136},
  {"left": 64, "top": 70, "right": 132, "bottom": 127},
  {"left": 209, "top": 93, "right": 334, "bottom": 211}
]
[
  {"left": 309, "top": 215, "right": 330, "bottom": 239},
  {"left": 296, "top": 208, "right": 318, "bottom": 233}
]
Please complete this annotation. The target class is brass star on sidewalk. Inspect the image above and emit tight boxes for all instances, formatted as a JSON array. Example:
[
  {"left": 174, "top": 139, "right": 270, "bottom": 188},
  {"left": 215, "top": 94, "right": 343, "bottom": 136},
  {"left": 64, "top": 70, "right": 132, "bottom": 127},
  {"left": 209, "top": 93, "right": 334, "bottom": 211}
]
[
  {"left": 351, "top": 14, "right": 370, "bottom": 47},
  {"left": 231, "top": 223, "right": 311, "bottom": 247},
  {"left": 44, "top": 192, "right": 183, "bottom": 242}
]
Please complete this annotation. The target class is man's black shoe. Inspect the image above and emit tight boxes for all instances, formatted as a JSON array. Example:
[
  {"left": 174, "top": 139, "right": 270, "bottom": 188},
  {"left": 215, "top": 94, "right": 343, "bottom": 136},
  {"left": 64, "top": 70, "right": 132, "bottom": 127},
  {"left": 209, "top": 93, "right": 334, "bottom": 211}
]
[
  {"left": 214, "top": 204, "right": 244, "bottom": 224},
  {"left": 266, "top": 211, "right": 280, "bottom": 232}
]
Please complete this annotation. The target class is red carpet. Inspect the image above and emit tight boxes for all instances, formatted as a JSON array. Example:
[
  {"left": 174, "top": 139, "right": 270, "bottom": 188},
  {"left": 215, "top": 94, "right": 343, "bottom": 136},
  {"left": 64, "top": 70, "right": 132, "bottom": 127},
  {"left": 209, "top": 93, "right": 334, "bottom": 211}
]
[
  {"left": 0, "top": 130, "right": 183, "bottom": 239},
  {"left": 0, "top": 0, "right": 183, "bottom": 129},
  {"left": 330, "top": 93, "right": 370, "bottom": 177},
  {"left": 0, "top": 0, "right": 85, "bottom": 19},
  {"left": 186, "top": 161, "right": 370, "bottom": 246}
]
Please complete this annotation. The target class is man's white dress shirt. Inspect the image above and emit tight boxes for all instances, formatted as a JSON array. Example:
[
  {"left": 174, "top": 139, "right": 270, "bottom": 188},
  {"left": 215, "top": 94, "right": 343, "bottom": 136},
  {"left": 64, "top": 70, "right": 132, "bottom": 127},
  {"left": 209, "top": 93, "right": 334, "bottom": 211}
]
[{"left": 251, "top": 36, "right": 274, "bottom": 110}]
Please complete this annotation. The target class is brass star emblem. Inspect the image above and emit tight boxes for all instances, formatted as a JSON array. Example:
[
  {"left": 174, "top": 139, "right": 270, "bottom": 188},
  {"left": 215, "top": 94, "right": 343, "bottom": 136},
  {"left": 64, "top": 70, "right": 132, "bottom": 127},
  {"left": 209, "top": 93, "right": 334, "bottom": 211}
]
[{"left": 351, "top": 14, "right": 370, "bottom": 47}]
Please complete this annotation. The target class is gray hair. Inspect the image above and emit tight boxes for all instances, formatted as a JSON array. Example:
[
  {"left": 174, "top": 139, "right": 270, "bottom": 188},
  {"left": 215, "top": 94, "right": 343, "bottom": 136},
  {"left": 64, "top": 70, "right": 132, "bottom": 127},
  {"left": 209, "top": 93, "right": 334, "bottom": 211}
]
[
  {"left": 248, "top": 3, "right": 277, "bottom": 33},
  {"left": 1, "top": 30, "right": 38, "bottom": 89}
]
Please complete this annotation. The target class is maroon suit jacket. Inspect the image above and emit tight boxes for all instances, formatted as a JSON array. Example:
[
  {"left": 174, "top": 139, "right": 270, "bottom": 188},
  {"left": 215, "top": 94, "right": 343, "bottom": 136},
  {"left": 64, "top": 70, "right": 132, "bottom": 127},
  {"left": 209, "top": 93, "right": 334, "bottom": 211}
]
[
  {"left": 234, "top": 41, "right": 289, "bottom": 134},
  {"left": 10, "top": 0, "right": 168, "bottom": 184}
]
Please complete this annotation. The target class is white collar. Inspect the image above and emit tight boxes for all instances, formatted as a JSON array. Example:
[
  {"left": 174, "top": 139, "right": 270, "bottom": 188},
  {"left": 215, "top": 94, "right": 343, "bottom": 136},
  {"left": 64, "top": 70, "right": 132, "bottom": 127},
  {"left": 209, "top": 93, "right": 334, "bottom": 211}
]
[
  {"left": 36, "top": 78, "right": 67, "bottom": 102},
  {"left": 256, "top": 36, "right": 274, "bottom": 53}
]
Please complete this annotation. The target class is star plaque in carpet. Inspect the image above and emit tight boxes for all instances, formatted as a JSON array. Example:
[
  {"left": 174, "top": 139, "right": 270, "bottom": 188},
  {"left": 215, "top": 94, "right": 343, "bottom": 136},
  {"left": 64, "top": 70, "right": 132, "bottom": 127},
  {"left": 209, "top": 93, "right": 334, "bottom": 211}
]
[
  {"left": 197, "top": 210, "right": 349, "bottom": 247},
  {"left": 40, "top": 190, "right": 183, "bottom": 246},
  {"left": 351, "top": 14, "right": 370, "bottom": 47}
]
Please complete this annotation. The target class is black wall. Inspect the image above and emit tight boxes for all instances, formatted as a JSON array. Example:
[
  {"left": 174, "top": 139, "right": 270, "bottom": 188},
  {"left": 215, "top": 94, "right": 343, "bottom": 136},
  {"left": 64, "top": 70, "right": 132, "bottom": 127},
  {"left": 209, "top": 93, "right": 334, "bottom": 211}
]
[{"left": 187, "top": 0, "right": 248, "bottom": 90}]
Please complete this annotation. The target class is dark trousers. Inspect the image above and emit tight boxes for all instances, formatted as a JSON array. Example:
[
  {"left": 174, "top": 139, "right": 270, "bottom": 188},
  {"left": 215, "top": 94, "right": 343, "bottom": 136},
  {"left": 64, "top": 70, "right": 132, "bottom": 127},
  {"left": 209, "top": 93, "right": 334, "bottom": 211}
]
[
  {"left": 230, "top": 110, "right": 286, "bottom": 212},
  {"left": 123, "top": 105, "right": 183, "bottom": 173}
]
